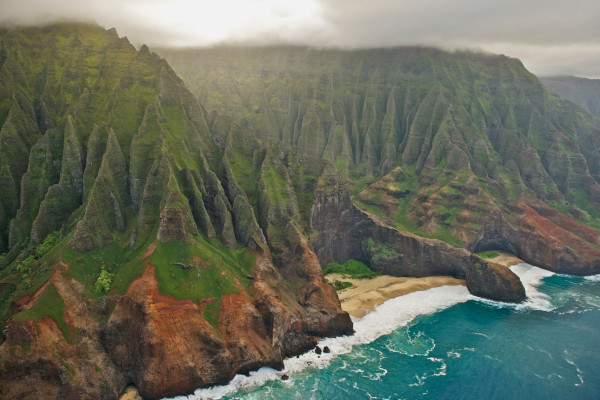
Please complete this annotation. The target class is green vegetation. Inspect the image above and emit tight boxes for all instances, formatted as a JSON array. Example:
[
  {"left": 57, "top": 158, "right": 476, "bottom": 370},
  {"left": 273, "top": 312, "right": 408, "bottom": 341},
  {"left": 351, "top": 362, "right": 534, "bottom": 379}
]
[
  {"left": 94, "top": 266, "right": 114, "bottom": 294},
  {"left": 13, "top": 283, "right": 77, "bottom": 343},
  {"left": 150, "top": 239, "right": 254, "bottom": 306},
  {"left": 330, "top": 280, "right": 353, "bottom": 291},
  {"left": 158, "top": 45, "right": 600, "bottom": 244},
  {"left": 12, "top": 231, "right": 61, "bottom": 288},
  {"left": 476, "top": 250, "right": 500, "bottom": 259},
  {"left": 364, "top": 238, "right": 404, "bottom": 267},
  {"left": 35, "top": 232, "right": 60, "bottom": 258},
  {"left": 62, "top": 240, "right": 138, "bottom": 298},
  {"left": 62, "top": 361, "right": 76, "bottom": 377},
  {"left": 323, "top": 259, "right": 379, "bottom": 279},
  {"left": 204, "top": 298, "right": 222, "bottom": 326}
]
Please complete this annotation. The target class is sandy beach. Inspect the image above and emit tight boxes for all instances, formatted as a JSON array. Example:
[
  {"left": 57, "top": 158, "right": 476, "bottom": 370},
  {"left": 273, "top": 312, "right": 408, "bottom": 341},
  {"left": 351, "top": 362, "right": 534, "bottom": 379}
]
[
  {"left": 328, "top": 274, "right": 466, "bottom": 318},
  {"left": 330, "top": 252, "right": 525, "bottom": 318},
  {"left": 487, "top": 251, "right": 524, "bottom": 267}
]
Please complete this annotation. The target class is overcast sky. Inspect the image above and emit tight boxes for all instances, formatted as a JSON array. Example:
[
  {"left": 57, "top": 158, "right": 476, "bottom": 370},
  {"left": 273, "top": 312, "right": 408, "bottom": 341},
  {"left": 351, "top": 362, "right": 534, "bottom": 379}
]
[{"left": 1, "top": 0, "right": 599, "bottom": 78}]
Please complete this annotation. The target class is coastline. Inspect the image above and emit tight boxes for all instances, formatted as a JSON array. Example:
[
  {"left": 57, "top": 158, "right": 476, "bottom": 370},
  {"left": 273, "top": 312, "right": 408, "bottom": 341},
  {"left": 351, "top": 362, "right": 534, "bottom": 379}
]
[
  {"left": 488, "top": 251, "right": 524, "bottom": 268},
  {"left": 328, "top": 274, "right": 466, "bottom": 318},
  {"left": 330, "top": 251, "right": 525, "bottom": 318}
]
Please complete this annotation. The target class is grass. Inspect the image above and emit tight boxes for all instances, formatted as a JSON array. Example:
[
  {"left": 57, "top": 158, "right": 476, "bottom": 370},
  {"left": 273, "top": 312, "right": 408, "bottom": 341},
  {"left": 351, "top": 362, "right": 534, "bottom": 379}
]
[
  {"left": 150, "top": 238, "right": 255, "bottom": 307},
  {"left": 13, "top": 283, "right": 77, "bottom": 343},
  {"left": 323, "top": 259, "right": 379, "bottom": 279},
  {"left": 330, "top": 280, "right": 353, "bottom": 291},
  {"left": 476, "top": 250, "right": 500, "bottom": 259},
  {"left": 352, "top": 166, "right": 466, "bottom": 248},
  {"left": 364, "top": 239, "right": 404, "bottom": 266},
  {"left": 62, "top": 240, "right": 137, "bottom": 298},
  {"left": 62, "top": 361, "right": 76, "bottom": 377}
]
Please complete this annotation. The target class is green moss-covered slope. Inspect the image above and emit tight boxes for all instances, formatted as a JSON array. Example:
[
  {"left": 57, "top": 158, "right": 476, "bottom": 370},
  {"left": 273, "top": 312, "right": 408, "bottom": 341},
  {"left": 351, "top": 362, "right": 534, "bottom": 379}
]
[
  {"left": 0, "top": 25, "right": 353, "bottom": 400},
  {"left": 158, "top": 46, "right": 600, "bottom": 244}
]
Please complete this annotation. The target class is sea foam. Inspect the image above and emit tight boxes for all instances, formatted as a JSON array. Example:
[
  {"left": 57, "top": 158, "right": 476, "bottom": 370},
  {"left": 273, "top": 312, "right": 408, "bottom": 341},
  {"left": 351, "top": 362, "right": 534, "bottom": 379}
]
[
  {"left": 167, "top": 264, "right": 560, "bottom": 399},
  {"left": 165, "top": 285, "right": 472, "bottom": 400},
  {"left": 510, "top": 263, "right": 556, "bottom": 311},
  {"left": 584, "top": 274, "right": 600, "bottom": 282}
]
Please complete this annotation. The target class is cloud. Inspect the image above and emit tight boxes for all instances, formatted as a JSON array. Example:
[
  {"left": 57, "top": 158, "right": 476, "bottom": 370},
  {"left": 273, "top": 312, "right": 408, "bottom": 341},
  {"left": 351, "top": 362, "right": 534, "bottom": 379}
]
[{"left": 0, "top": 0, "right": 599, "bottom": 77}]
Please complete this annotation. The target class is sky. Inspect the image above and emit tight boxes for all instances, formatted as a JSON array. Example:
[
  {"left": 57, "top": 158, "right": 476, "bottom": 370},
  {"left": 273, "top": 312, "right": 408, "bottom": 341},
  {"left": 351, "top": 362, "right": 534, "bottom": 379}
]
[{"left": 1, "top": 0, "right": 599, "bottom": 78}]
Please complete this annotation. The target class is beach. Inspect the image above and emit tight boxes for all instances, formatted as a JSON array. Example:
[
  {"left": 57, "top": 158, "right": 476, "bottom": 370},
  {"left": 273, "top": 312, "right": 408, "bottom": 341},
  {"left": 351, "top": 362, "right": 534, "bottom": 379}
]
[
  {"left": 487, "top": 251, "right": 524, "bottom": 267},
  {"left": 330, "top": 252, "right": 525, "bottom": 318},
  {"left": 328, "top": 274, "right": 466, "bottom": 318}
]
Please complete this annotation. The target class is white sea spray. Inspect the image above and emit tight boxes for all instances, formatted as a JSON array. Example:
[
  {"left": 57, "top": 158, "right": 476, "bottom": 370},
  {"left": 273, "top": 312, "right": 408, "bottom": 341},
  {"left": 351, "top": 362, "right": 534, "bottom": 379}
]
[{"left": 165, "top": 285, "right": 472, "bottom": 400}]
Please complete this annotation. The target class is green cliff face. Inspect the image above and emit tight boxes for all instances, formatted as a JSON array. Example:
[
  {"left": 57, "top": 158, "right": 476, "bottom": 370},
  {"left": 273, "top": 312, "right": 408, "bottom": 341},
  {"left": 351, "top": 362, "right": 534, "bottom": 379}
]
[
  {"left": 158, "top": 46, "right": 600, "bottom": 246},
  {"left": 0, "top": 24, "right": 352, "bottom": 400}
]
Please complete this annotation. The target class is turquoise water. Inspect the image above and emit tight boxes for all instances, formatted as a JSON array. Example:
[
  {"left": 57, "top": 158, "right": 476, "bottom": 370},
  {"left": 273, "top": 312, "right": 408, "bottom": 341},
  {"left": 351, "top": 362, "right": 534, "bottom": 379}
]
[{"left": 170, "top": 265, "right": 600, "bottom": 400}]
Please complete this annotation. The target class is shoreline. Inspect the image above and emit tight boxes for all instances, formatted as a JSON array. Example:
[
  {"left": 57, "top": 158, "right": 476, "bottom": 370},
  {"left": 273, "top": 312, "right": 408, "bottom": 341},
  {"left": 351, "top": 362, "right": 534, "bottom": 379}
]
[
  {"left": 328, "top": 274, "right": 466, "bottom": 318},
  {"left": 330, "top": 251, "right": 525, "bottom": 318},
  {"left": 487, "top": 251, "right": 525, "bottom": 268}
]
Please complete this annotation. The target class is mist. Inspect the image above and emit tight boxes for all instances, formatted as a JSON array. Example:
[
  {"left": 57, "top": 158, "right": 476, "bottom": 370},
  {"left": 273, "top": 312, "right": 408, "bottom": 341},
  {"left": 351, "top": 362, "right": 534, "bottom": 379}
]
[{"left": 1, "top": 0, "right": 599, "bottom": 78}]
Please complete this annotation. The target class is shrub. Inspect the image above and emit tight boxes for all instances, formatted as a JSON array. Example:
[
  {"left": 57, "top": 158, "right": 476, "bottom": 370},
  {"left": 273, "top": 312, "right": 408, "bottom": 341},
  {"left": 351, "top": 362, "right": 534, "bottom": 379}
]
[
  {"left": 94, "top": 266, "right": 114, "bottom": 294},
  {"left": 331, "top": 280, "right": 353, "bottom": 291},
  {"left": 35, "top": 231, "right": 60, "bottom": 259},
  {"left": 323, "top": 259, "right": 379, "bottom": 279},
  {"left": 476, "top": 250, "right": 500, "bottom": 259}
]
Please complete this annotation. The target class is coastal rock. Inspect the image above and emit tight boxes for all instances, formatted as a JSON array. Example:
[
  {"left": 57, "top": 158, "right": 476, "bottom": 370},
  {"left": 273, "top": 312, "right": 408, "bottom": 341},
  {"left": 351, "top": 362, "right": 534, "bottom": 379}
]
[
  {"left": 101, "top": 265, "right": 235, "bottom": 399},
  {"left": 470, "top": 202, "right": 600, "bottom": 276},
  {"left": 310, "top": 171, "right": 526, "bottom": 303},
  {"left": 0, "top": 271, "right": 126, "bottom": 400}
]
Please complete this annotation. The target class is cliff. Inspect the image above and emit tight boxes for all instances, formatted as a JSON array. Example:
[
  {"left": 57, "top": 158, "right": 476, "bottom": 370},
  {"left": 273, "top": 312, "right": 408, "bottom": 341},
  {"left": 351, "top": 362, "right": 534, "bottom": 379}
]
[
  {"left": 0, "top": 24, "right": 351, "bottom": 400},
  {"left": 160, "top": 45, "right": 600, "bottom": 278}
]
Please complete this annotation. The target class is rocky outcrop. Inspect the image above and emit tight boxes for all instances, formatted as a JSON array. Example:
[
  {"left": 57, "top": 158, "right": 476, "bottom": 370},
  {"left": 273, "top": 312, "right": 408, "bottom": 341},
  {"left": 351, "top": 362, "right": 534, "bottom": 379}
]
[
  {"left": 117, "top": 242, "right": 349, "bottom": 397},
  {"left": 69, "top": 129, "right": 128, "bottom": 252},
  {"left": 0, "top": 270, "right": 126, "bottom": 400},
  {"left": 30, "top": 116, "right": 83, "bottom": 244},
  {"left": 1, "top": 245, "right": 352, "bottom": 400},
  {"left": 310, "top": 167, "right": 526, "bottom": 303},
  {"left": 102, "top": 265, "right": 239, "bottom": 399},
  {"left": 470, "top": 201, "right": 600, "bottom": 276}
]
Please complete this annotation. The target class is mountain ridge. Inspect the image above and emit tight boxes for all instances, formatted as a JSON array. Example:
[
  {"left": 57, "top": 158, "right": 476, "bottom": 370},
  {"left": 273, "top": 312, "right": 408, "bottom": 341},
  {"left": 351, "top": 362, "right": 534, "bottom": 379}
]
[
  {"left": 158, "top": 45, "right": 600, "bottom": 261},
  {"left": 0, "top": 24, "right": 355, "bottom": 400},
  {"left": 540, "top": 75, "right": 600, "bottom": 117}
]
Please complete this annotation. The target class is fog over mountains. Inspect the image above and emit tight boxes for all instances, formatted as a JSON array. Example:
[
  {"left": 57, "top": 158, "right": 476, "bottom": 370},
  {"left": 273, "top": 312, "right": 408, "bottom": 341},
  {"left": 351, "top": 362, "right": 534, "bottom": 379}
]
[{"left": 1, "top": 0, "right": 599, "bottom": 78}]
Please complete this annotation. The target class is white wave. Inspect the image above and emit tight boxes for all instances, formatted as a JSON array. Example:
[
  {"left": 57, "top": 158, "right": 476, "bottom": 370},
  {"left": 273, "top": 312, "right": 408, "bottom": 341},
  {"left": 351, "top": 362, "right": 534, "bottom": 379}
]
[
  {"left": 564, "top": 355, "right": 584, "bottom": 387},
  {"left": 509, "top": 263, "right": 556, "bottom": 311},
  {"left": 584, "top": 274, "right": 600, "bottom": 282},
  {"left": 409, "top": 357, "right": 447, "bottom": 387},
  {"left": 165, "top": 285, "right": 472, "bottom": 400}
]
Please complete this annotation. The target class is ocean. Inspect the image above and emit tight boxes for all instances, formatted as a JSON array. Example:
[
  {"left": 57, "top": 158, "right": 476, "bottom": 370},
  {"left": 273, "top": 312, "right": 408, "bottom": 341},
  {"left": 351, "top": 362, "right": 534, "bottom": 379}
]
[{"left": 167, "top": 264, "right": 600, "bottom": 400}]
